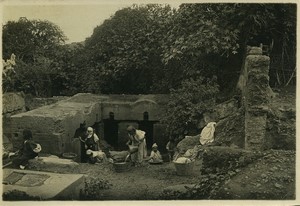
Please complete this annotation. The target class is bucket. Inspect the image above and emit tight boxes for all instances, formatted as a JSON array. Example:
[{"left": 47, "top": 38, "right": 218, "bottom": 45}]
[
  {"left": 174, "top": 161, "right": 195, "bottom": 176},
  {"left": 62, "top": 152, "right": 78, "bottom": 161},
  {"left": 113, "top": 162, "right": 131, "bottom": 173}
]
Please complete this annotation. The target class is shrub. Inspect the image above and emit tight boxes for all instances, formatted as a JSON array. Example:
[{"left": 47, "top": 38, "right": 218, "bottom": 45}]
[
  {"left": 3, "top": 189, "right": 41, "bottom": 200},
  {"left": 161, "top": 76, "right": 219, "bottom": 138},
  {"left": 79, "top": 177, "right": 112, "bottom": 200}
]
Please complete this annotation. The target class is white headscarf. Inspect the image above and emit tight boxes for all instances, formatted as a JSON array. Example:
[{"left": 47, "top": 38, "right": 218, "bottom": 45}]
[
  {"left": 87, "top": 127, "right": 94, "bottom": 138},
  {"left": 200, "top": 122, "right": 217, "bottom": 145}
]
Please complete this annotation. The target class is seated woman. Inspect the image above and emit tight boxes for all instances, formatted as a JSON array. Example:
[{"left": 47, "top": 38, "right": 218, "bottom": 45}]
[
  {"left": 84, "top": 127, "right": 100, "bottom": 164},
  {"left": 149, "top": 143, "right": 163, "bottom": 164},
  {"left": 11, "top": 129, "right": 42, "bottom": 169}
]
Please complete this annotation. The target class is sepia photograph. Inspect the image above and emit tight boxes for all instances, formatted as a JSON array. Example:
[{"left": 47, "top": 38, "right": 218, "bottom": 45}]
[{"left": 1, "top": 0, "right": 298, "bottom": 204}]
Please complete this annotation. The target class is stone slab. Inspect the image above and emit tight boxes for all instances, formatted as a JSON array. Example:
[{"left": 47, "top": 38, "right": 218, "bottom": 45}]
[
  {"left": 3, "top": 169, "right": 84, "bottom": 200},
  {"left": 28, "top": 156, "right": 79, "bottom": 171}
]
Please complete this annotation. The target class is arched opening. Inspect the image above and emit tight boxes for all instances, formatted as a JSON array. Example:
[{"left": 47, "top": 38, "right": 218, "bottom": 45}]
[{"left": 143, "top": 112, "right": 149, "bottom": 121}]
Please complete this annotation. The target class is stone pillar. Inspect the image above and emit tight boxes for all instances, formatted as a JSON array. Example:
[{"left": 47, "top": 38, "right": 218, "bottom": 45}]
[{"left": 244, "top": 47, "right": 270, "bottom": 150}]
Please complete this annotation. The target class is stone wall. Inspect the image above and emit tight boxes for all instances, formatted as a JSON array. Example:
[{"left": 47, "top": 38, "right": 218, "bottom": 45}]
[
  {"left": 9, "top": 93, "right": 169, "bottom": 156},
  {"left": 25, "top": 95, "right": 69, "bottom": 111},
  {"left": 10, "top": 98, "right": 101, "bottom": 154},
  {"left": 2, "top": 92, "right": 27, "bottom": 147}
]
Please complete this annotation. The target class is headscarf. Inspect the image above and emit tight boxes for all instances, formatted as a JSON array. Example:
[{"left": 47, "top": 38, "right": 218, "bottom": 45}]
[
  {"left": 87, "top": 127, "right": 94, "bottom": 138},
  {"left": 152, "top": 143, "right": 158, "bottom": 148}
]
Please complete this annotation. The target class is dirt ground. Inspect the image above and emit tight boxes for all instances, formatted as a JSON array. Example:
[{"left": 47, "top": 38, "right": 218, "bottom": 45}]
[
  {"left": 33, "top": 158, "right": 203, "bottom": 200},
  {"left": 4, "top": 86, "right": 296, "bottom": 200}
]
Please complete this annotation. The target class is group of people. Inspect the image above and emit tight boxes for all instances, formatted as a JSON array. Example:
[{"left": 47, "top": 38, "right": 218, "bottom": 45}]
[{"left": 4, "top": 121, "right": 217, "bottom": 169}]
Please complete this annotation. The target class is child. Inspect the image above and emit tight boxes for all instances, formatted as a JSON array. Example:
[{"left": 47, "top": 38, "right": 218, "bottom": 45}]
[
  {"left": 149, "top": 143, "right": 163, "bottom": 163},
  {"left": 166, "top": 138, "right": 176, "bottom": 161}
]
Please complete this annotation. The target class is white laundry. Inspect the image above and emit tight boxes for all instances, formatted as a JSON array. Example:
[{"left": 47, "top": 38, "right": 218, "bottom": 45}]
[{"left": 200, "top": 122, "right": 217, "bottom": 145}]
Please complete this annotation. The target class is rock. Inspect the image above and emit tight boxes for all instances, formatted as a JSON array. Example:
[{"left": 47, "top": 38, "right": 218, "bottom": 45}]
[
  {"left": 2, "top": 92, "right": 26, "bottom": 113},
  {"left": 28, "top": 156, "right": 79, "bottom": 171},
  {"left": 261, "top": 174, "right": 267, "bottom": 178},
  {"left": 201, "top": 146, "right": 263, "bottom": 174},
  {"left": 248, "top": 47, "right": 263, "bottom": 55},
  {"left": 176, "top": 135, "right": 200, "bottom": 153},
  {"left": 214, "top": 112, "right": 245, "bottom": 148},
  {"left": 109, "top": 151, "right": 129, "bottom": 162}
]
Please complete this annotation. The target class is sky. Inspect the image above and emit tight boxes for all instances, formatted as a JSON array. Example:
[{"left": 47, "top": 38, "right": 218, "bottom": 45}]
[{"left": 2, "top": 1, "right": 181, "bottom": 43}]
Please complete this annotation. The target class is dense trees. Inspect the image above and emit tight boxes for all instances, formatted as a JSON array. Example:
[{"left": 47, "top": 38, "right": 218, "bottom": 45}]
[
  {"left": 2, "top": 18, "right": 67, "bottom": 96},
  {"left": 2, "top": 3, "right": 295, "bottom": 136},
  {"left": 2, "top": 3, "right": 296, "bottom": 97}
]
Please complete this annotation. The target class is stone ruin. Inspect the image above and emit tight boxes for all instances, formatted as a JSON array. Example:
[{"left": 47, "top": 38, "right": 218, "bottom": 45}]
[
  {"left": 6, "top": 94, "right": 170, "bottom": 158},
  {"left": 4, "top": 46, "right": 285, "bottom": 161}
]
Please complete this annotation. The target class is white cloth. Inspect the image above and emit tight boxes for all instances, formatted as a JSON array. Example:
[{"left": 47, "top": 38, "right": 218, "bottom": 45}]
[
  {"left": 200, "top": 122, "right": 217, "bottom": 145},
  {"left": 86, "top": 149, "right": 106, "bottom": 162},
  {"left": 135, "top": 130, "right": 146, "bottom": 142},
  {"left": 33, "top": 144, "right": 42, "bottom": 153},
  {"left": 175, "top": 157, "right": 192, "bottom": 164}
]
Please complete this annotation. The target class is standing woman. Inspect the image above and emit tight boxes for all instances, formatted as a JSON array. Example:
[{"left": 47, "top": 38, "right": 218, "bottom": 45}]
[
  {"left": 84, "top": 127, "right": 100, "bottom": 163},
  {"left": 126, "top": 125, "right": 147, "bottom": 166}
]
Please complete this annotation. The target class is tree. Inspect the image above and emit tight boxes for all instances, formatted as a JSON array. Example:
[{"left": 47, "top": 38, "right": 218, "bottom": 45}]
[
  {"left": 2, "top": 18, "right": 68, "bottom": 96},
  {"left": 84, "top": 4, "right": 174, "bottom": 94},
  {"left": 160, "top": 3, "right": 296, "bottom": 96}
]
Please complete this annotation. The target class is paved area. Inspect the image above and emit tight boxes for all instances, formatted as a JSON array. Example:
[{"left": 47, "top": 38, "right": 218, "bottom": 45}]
[{"left": 3, "top": 169, "right": 84, "bottom": 200}]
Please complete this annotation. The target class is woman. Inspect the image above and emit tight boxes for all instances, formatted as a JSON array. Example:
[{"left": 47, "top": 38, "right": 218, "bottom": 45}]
[
  {"left": 126, "top": 125, "right": 147, "bottom": 166},
  {"left": 83, "top": 127, "right": 100, "bottom": 164},
  {"left": 12, "top": 129, "right": 42, "bottom": 169}
]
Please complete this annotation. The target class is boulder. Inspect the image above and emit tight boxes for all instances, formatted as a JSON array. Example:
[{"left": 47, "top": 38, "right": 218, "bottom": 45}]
[
  {"left": 2, "top": 92, "right": 26, "bottom": 114},
  {"left": 28, "top": 155, "right": 79, "bottom": 171},
  {"left": 176, "top": 135, "right": 200, "bottom": 153},
  {"left": 109, "top": 151, "right": 129, "bottom": 162},
  {"left": 201, "top": 146, "right": 263, "bottom": 174},
  {"left": 214, "top": 111, "right": 245, "bottom": 148}
]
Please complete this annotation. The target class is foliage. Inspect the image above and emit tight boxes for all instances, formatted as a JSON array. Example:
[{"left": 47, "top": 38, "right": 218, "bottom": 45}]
[
  {"left": 2, "top": 4, "right": 296, "bottom": 96},
  {"left": 3, "top": 189, "right": 41, "bottom": 200},
  {"left": 161, "top": 77, "right": 219, "bottom": 137},
  {"left": 2, "top": 54, "right": 17, "bottom": 93},
  {"left": 3, "top": 17, "right": 66, "bottom": 62},
  {"left": 83, "top": 4, "right": 175, "bottom": 94},
  {"left": 2, "top": 18, "right": 68, "bottom": 96},
  {"left": 79, "top": 177, "right": 112, "bottom": 200}
]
